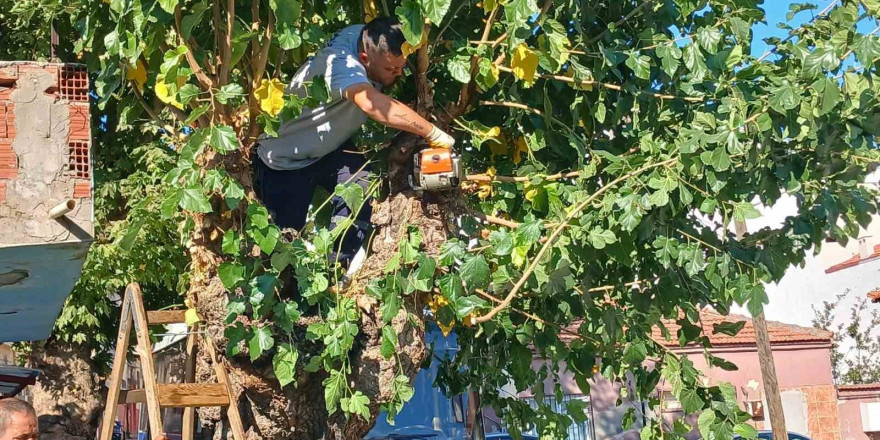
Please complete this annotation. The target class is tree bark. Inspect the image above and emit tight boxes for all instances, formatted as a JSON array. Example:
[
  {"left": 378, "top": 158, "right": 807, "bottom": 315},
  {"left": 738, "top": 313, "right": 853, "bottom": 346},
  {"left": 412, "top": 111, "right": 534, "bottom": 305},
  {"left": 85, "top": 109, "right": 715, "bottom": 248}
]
[
  {"left": 27, "top": 340, "right": 105, "bottom": 440},
  {"left": 190, "top": 133, "right": 463, "bottom": 440}
]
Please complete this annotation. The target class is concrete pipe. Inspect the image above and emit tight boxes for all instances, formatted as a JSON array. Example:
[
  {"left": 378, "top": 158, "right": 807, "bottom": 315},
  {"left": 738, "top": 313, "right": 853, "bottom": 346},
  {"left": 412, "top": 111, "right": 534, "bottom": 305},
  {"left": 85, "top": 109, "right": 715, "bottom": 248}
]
[{"left": 48, "top": 199, "right": 76, "bottom": 219}]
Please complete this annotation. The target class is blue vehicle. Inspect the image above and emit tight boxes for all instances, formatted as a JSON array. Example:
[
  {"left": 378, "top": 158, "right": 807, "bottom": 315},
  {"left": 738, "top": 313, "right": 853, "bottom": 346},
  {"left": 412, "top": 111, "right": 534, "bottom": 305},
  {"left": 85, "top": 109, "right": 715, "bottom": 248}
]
[
  {"left": 365, "top": 326, "right": 480, "bottom": 440},
  {"left": 734, "top": 431, "right": 812, "bottom": 440}
]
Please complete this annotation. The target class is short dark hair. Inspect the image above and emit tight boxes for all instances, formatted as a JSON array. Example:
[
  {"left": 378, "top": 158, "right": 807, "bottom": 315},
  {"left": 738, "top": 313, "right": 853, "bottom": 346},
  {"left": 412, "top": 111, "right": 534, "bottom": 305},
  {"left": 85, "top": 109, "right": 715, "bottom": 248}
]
[
  {"left": 360, "top": 17, "right": 406, "bottom": 56},
  {"left": 0, "top": 398, "right": 36, "bottom": 436}
]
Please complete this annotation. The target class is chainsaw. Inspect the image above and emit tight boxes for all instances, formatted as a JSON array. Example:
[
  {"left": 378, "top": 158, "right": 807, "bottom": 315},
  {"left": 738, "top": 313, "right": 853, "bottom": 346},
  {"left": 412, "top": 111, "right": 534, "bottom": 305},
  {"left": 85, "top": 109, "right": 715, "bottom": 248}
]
[{"left": 408, "top": 147, "right": 464, "bottom": 191}]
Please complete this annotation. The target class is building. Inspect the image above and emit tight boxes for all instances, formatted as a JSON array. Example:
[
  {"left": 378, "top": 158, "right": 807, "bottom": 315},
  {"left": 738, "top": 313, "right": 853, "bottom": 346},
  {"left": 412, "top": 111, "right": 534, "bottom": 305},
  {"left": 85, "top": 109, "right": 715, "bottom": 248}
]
[{"left": 0, "top": 61, "right": 93, "bottom": 343}]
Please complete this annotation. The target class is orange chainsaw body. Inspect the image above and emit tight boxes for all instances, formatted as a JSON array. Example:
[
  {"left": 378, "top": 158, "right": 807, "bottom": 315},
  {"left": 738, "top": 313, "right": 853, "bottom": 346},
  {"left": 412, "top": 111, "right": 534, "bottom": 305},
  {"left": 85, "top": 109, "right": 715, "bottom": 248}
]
[{"left": 410, "top": 147, "right": 463, "bottom": 191}]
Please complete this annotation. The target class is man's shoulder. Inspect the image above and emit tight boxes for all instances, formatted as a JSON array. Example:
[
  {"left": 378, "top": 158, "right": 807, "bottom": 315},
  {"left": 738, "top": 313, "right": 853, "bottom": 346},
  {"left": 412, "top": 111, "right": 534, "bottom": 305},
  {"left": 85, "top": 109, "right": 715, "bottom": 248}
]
[{"left": 326, "top": 24, "right": 365, "bottom": 50}]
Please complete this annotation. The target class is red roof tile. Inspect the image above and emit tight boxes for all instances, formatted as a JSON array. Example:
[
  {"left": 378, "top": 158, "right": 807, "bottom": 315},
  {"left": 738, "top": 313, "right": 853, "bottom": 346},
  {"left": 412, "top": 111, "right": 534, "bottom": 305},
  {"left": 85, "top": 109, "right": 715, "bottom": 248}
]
[
  {"left": 651, "top": 310, "right": 833, "bottom": 347},
  {"left": 837, "top": 383, "right": 880, "bottom": 392},
  {"left": 826, "top": 244, "right": 880, "bottom": 274},
  {"left": 868, "top": 288, "right": 880, "bottom": 304}
]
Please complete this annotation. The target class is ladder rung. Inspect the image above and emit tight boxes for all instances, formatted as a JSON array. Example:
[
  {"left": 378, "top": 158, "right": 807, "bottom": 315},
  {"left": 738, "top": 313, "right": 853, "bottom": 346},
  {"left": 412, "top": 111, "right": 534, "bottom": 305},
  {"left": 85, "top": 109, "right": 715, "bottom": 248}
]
[
  {"left": 119, "top": 384, "right": 230, "bottom": 408},
  {"left": 146, "top": 310, "right": 187, "bottom": 325}
]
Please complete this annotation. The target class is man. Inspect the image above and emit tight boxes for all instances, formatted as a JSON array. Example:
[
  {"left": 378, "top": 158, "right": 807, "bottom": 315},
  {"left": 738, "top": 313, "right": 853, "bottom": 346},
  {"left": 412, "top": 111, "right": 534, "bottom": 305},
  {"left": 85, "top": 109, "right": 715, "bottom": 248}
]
[
  {"left": 0, "top": 398, "right": 38, "bottom": 440},
  {"left": 255, "top": 17, "right": 455, "bottom": 273}
]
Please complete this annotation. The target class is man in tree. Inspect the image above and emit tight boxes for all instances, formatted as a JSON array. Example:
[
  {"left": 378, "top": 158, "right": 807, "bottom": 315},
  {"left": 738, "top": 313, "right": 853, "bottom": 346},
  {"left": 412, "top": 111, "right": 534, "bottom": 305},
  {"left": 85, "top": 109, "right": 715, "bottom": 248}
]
[
  {"left": 0, "top": 398, "right": 38, "bottom": 440},
  {"left": 255, "top": 17, "right": 455, "bottom": 271}
]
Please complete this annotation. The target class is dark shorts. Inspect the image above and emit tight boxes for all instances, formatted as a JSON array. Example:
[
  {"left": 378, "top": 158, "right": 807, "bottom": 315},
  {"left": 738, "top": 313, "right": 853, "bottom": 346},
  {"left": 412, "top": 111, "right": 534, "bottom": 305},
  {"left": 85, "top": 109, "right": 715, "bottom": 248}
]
[{"left": 254, "top": 141, "right": 372, "bottom": 265}]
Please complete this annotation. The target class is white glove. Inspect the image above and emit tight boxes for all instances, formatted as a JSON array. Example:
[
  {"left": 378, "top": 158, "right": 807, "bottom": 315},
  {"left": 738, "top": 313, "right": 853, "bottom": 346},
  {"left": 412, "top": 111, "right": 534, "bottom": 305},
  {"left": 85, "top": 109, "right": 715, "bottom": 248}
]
[{"left": 426, "top": 125, "right": 456, "bottom": 149}]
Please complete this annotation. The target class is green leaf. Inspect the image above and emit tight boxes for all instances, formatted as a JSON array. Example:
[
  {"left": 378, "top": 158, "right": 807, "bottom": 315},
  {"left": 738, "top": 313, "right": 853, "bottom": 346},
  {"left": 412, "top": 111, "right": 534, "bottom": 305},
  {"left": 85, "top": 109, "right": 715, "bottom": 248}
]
[
  {"left": 697, "top": 408, "right": 716, "bottom": 439},
  {"left": 679, "top": 389, "right": 704, "bottom": 413},
  {"left": 252, "top": 225, "right": 281, "bottom": 255},
  {"left": 323, "top": 369, "right": 346, "bottom": 413},
  {"left": 589, "top": 228, "right": 617, "bottom": 249},
  {"left": 460, "top": 255, "right": 490, "bottom": 289},
  {"left": 768, "top": 82, "right": 800, "bottom": 114},
  {"left": 699, "top": 147, "right": 732, "bottom": 171},
  {"left": 277, "top": 27, "right": 303, "bottom": 50},
  {"left": 504, "top": 0, "right": 539, "bottom": 26},
  {"left": 248, "top": 204, "right": 271, "bottom": 229},
  {"left": 713, "top": 320, "right": 746, "bottom": 336},
  {"left": 855, "top": 35, "right": 880, "bottom": 67},
  {"left": 817, "top": 77, "right": 841, "bottom": 115},
  {"left": 270, "top": 0, "right": 302, "bottom": 27},
  {"left": 225, "top": 323, "right": 246, "bottom": 356},
  {"left": 438, "top": 240, "right": 466, "bottom": 266},
  {"left": 218, "top": 262, "right": 245, "bottom": 289},
  {"left": 725, "top": 45, "right": 743, "bottom": 70},
  {"left": 683, "top": 45, "right": 707, "bottom": 80},
  {"left": 626, "top": 52, "right": 651, "bottom": 80},
  {"left": 179, "top": 187, "right": 212, "bottom": 213},
  {"left": 209, "top": 125, "right": 239, "bottom": 154},
  {"left": 273, "top": 343, "right": 299, "bottom": 387},
  {"left": 380, "top": 326, "right": 398, "bottom": 359},
  {"left": 803, "top": 45, "right": 840, "bottom": 77},
  {"left": 656, "top": 44, "right": 682, "bottom": 77},
  {"left": 179, "top": 83, "right": 199, "bottom": 106},
  {"left": 158, "top": 0, "right": 178, "bottom": 13},
  {"left": 733, "top": 202, "right": 761, "bottom": 222},
  {"left": 216, "top": 84, "right": 244, "bottom": 104},
  {"left": 181, "top": 3, "right": 209, "bottom": 40},
  {"left": 342, "top": 391, "right": 371, "bottom": 420},
  {"left": 622, "top": 342, "right": 647, "bottom": 364},
  {"left": 381, "top": 283, "right": 402, "bottom": 323},
  {"left": 733, "top": 423, "right": 758, "bottom": 439},
  {"left": 729, "top": 17, "right": 750, "bottom": 43},
  {"left": 248, "top": 326, "right": 275, "bottom": 361},
  {"left": 447, "top": 54, "right": 472, "bottom": 83},
  {"left": 490, "top": 229, "right": 515, "bottom": 256},
  {"left": 334, "top": 183, "right": 365, "bottom": 211},
  {"left": 696, "top": 27, "right": 721, "bottom": 54},
  {"left": 453, "top": 295, "right": 486, "bottom": 319},
  {"left": 222, "top": 230, "right": 241, "bottom": 255},
  {"left": 396, "top": 0, "right": 424, "bottom": 45},
  {"left": 422, "top": 0, "right": 452, "bottom": 24}
]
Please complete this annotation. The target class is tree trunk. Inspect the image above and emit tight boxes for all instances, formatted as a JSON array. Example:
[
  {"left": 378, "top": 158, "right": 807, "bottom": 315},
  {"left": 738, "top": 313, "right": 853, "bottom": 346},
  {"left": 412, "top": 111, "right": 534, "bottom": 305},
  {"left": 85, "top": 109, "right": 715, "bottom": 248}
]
[
  {"left": 27, "top": 340, "right": 105, "bottom": 440},
  {"left": 189, "top": 133, "right": 463, "bottom": 440}
]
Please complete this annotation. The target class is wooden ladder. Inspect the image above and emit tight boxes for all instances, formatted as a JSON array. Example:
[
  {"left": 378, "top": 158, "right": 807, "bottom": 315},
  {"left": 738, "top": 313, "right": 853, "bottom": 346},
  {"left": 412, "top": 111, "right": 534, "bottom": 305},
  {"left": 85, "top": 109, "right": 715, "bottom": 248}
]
[{"left": 98, "top": 283, "right": 245, "bottom": 440}]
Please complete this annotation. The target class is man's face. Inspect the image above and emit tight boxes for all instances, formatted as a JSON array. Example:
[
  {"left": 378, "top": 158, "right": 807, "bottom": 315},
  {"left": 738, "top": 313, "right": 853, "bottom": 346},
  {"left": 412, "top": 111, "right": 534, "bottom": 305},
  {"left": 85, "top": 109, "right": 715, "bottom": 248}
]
[
  {"left": 0, "top": 413, "right": 38, "bottom": 440},
  {"left": 360, "top": 49, "right": 406, "bottom": 87}
]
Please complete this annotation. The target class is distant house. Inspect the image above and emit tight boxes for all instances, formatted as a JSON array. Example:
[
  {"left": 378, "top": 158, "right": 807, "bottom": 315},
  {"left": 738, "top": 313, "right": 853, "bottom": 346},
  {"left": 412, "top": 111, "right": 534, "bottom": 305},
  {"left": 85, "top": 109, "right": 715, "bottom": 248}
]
[{"left": 491, "top": 310, "right": 865, "bottom": 440}]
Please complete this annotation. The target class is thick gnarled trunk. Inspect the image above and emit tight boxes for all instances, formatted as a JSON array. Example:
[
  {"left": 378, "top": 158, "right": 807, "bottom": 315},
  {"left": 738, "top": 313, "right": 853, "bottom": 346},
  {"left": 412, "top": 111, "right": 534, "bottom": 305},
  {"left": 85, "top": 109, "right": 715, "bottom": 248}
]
[
  {"left": 27, "top": 340, "right": 105, "bottom": 440},
  {"left": 189, "top": 133, "right": 462, "bottom": 440}
]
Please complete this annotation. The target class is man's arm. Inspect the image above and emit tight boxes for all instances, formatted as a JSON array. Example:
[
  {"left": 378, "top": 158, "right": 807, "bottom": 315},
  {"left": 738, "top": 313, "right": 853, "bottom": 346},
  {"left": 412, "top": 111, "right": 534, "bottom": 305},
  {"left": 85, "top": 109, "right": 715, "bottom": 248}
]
[{"left": 344, "top": 83, "right": 454, "bottom": 147}]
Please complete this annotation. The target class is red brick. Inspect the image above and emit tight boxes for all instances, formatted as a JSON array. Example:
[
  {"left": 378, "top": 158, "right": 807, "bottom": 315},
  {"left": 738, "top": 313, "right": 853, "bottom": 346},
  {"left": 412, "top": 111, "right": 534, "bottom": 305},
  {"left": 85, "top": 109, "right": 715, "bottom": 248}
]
[
  {"left": 0, "top": 141, "right": 16, "bottom": 179},
  {"left": 0, "top": 102, "right": 14, "bottom": 139},
  {"left": 0, "top": 64, "right": 19, "bottom": 82},
  {"left": 73, "top": 181, "right": 90, "bottom": 199},
  {"left": 68, "top": 104, "right": 89, "bottom": 141},
  {"left": 0, "top": 181, "right": 6, "bottom": 203}
]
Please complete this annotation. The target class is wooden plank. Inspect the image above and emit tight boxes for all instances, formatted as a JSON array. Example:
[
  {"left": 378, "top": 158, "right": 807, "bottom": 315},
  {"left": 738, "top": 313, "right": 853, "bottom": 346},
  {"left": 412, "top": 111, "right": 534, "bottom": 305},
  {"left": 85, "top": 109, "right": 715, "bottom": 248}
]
[
  {"left": 755, "top": 312, "right": 789, "bottom": 437},
  {"left": 99, "top": 292, "right": 133, "bottom": 440},
  {"left": 182, "top": 324, "right": 198, "bottom": 440},
  {"left": 129, "top": 284, "right": 165, "bottom": 440},
  {"left": 119, "top": 389, "right": 145, "bottom": 404},
  {"left": 155, "top": 383, "right": 230, "bottom": 408},
  {"left": 205, "top": 337, "right": 246, "bottom": 440},
  {"left": 146, "top": 310, "right": 186, "bottom": 325}
]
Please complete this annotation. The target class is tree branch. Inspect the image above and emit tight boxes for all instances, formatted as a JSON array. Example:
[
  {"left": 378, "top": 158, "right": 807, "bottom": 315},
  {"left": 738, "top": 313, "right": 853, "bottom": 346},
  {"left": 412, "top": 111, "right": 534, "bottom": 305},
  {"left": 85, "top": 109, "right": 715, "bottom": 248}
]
[
  {"left": 174, "top": 5, "right": 215, "bottom": 90},
  {"left": 131, "top": 83, "right": 177, "bottom": 136},
  {"left": 416, "top": 23, "right": 434, "bottom": 118},
  {"left": 490, "top": 0, "right": 554, "bottom": 48},
  {"left": 473, "top": 158, "right": 679, "bottom": 324},
  {"left": 219, "top": 0, "right": 235, "bottom": 86},
  {"left": 466, "top": 169, "right": 581, "bottom": 183},
  {"left": 247, "top": 13, "right": 276, "bottom": 143},
  {"left": 496, "top": 65, "right": 705, "bottom": 102},
  {"left": 587, "top": 0, "right": 655, "bottom": 45}
]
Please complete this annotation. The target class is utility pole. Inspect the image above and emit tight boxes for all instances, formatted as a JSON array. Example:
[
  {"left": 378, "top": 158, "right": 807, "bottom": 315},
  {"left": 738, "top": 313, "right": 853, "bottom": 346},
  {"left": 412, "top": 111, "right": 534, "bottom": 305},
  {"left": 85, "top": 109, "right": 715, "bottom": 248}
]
[{"left": 735, "top": 221, "right": 787, "bottom": 437}]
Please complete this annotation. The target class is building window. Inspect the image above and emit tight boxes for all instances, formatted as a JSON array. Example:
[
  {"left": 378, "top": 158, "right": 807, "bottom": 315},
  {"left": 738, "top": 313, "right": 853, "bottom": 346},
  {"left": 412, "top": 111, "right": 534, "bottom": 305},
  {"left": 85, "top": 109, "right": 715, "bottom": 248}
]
[
  {"left": 59, "top": 65, "right": 89, "bottom": 102},
  {"left": 66, "top": 141, "right": 89, "bottom": 179}
]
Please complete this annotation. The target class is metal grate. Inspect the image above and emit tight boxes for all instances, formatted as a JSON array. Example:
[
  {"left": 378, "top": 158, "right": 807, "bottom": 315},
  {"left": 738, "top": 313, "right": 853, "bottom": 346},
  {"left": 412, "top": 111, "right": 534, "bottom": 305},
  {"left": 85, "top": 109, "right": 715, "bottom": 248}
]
[
  {"left": 521, "top": 394, "right": 594, "bottom": 440},
  {"left": 59, "top": 65, "right": 89, "bottom": 102},
  {"left": 66, "top": 140, "right": 90, "bottom": 179}
]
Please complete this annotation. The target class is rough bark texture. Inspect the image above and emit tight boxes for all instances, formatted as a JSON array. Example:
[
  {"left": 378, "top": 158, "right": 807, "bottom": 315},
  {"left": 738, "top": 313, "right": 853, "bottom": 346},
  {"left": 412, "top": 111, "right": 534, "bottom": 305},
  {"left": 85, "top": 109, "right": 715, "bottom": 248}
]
[
  {"left": 188, "top": 133, "right": 465, "bottom": 440},
  {"left": 27, "top": 340, "right": 105, "bottom": 440}
]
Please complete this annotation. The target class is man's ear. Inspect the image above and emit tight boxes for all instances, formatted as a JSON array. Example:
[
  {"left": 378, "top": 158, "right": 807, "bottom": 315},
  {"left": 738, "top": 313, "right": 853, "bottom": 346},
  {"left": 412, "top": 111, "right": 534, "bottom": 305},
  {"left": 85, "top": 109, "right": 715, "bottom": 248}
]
[{"left": 358, "top": 52, "right": 369, "bottom": 65}]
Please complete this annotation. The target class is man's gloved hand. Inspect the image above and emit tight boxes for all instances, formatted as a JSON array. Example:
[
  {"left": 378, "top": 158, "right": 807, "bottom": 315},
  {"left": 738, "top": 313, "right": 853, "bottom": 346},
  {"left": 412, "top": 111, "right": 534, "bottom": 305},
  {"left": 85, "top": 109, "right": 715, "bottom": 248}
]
[{"left": 426, "top": 125, "right": 455, "bottom": 149}]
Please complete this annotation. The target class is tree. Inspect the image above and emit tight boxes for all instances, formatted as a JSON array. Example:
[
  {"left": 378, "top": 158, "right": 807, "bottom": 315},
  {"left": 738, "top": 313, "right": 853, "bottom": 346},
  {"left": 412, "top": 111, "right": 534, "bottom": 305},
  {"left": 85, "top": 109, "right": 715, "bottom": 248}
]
[
  {"left": 9, "top": 0, "right": 880, "bottom": 439},
  {"left": 813, "top": 290, "right": 880, "bottom": 385}
]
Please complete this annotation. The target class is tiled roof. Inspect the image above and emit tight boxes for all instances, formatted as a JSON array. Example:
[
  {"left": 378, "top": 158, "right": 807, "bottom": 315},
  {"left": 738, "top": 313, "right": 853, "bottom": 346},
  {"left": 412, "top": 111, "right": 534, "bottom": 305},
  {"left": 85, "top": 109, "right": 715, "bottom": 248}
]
[
  {"left": 868, "top": 288, "right": 880, "bottom": 303},
  {"left": 650, "top": 310, "right": 833, "bottom": 347},
  {"left": 837, "top": 383, "right": 880, "bottom": 392},
  {"left": 825, "top": 244, "right": 880, "bottom": 274}
]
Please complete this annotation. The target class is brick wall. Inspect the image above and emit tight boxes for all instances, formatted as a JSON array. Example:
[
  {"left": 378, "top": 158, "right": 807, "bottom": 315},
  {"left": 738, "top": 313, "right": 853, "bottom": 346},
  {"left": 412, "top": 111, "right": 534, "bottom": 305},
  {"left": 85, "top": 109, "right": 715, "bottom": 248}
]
[{"left": 797, "top": 384, "right": 842, "bottom": 440}]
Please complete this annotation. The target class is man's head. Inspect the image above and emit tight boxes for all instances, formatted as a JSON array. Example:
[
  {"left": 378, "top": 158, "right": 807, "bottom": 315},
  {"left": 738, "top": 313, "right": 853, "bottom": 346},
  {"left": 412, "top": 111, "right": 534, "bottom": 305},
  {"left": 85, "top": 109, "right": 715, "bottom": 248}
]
[
  {"left": 0, "top": 398, "right": 37, "bottom": 440},
  {"left": 358, "top": 18, "right": 408, "bottom": 87}
]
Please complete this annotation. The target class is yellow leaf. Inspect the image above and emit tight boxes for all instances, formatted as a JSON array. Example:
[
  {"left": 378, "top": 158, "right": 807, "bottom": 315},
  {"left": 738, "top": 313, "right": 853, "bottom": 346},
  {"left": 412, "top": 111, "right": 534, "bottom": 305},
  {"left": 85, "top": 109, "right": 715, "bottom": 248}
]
[
  {"left": 126, "top": 59, "right": 147, "bottom": 91},
  {"left": 482, "top": 0, "right": 496, "bottom": 13},
  {"left": 512, "top": 135, "right": 529, "bottom": 164},
  {"left": 438, "top": 321, "right": 454, "bottom": 337},
  {"left": 488, "top": 133, "right": 508, "bottom": 159},
  {"left": 155, "top": 73, "right": 184, "bottom": 110},
  {"left": 254, "top": 78, "right": 285, "bottom": 116},
  {"left": 476, "top": 166, "right": 496, "bottom": 199},
  {"left": 363, "top": 0, "right": 378, "bottom": 23},
  {"left": 184, "top": 308, "right": 201, "bottom": 326},
  {"left": 524, "top": 183, "right": 539, "bottom": 202},
  {"left": 511, "top": 44, "right": 538, "bottom": 83},
  {"left": 485, "top": 126, "right": 501, "bottom": 138}
]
